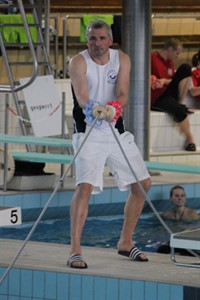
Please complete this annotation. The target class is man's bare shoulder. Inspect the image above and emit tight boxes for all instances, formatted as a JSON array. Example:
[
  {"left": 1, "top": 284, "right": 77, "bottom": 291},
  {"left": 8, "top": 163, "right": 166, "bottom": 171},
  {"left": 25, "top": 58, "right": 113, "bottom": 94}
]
[
  {"left": 118, "top": 50, "right": 131, "bottom": 71},
  {"left": 118, "top": 49, "right": 131, "bottom": 61},
  {"left": 70, "top": 53, "right": 85, "bottom": 65},
  {"left": 69, "top": 53, "right": 86, "bottom": 76}
]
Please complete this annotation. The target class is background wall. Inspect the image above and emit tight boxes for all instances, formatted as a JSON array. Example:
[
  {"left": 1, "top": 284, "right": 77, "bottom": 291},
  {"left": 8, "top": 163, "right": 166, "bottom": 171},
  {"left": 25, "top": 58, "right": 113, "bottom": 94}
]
[
  {"left": 0, "top": 12, "right": 199, "bottom": 84},
  {"left": 49, "top": 0, "right": 200, "bottom": 13}
]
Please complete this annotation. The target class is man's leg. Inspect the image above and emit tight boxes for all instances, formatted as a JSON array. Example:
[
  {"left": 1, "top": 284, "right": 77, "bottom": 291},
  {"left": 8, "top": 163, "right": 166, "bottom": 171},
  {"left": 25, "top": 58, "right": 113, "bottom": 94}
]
[
  {"left": 117, "top": 178, "right": 151, "bottom": 260},
  {"left": 179, "top": 117, "right": 195, "bottom": 145},
  {"left": 69, "top": 182, "right": 93, "bottom": 267},
  {"left": 178, "top": 77, "right": 193, "bottom": 103},
  {"left": 153, "top": 96, "right": 195, "bottom": 149}
]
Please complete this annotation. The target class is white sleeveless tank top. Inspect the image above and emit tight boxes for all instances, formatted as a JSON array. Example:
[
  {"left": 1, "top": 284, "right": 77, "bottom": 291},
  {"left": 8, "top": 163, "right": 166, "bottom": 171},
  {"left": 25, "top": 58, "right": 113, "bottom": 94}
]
[{"left": 80, "top": 48, "right": 119, "bottom": 105}]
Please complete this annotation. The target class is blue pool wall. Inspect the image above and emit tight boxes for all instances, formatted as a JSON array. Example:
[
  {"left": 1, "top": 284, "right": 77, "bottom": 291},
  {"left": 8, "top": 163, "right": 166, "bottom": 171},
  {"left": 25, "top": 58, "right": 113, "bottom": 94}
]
[
  {"left": 0, "top": 267, "right": 200, "bottom": 300},
  {"left": 0, "top": 182, "right": 199, "bottom": 222}
]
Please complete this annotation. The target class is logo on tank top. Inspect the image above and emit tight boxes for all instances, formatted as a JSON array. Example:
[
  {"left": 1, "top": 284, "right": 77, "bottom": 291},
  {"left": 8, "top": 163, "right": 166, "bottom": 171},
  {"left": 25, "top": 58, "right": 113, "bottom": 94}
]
[{"left": 107, "top": 70, "right": 117, "bottom": 83}]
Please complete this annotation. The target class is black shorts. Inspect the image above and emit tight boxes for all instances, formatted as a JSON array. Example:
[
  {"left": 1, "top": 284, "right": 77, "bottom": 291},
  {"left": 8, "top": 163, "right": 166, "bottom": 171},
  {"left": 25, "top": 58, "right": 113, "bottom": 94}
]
[
  {"left": 152, "top": 96, "right": 188, "bottom": 122},
  {"left": 152, "top": 63, "right": 192, "bottom": 123}
]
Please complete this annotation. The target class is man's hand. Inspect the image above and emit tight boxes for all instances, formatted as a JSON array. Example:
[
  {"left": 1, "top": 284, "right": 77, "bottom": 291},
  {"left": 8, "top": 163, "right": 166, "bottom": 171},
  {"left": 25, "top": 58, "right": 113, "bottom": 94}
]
[
  {"left": 151, "top": 75, "right": 157, "bottom": 89},
  {"left": 106, "top": 100, "right": 123, "bottom": 122},
  {"left": 92, "top": 105, "right": 106, "bottom": 120},
  {"left": 105, "top": 105, "right": 116, "bottom": 122},
  {"left": 156, "top": 78, "right": 168, "bottom": 88},
  {"left": 84, "top": 100, "right": 122, "bottom": 124}
]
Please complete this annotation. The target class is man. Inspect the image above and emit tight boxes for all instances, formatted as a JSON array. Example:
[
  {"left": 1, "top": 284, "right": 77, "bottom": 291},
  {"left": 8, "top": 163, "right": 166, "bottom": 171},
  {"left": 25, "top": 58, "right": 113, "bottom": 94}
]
[
  {"left": 68, "top": 20, "right": 151, "bottom": 268},
  {"left": 162, "top": 185, "right": 200, "bottom": 221},
  {"left": 151, "top": 38, "right": 196, "bottom": 151}
]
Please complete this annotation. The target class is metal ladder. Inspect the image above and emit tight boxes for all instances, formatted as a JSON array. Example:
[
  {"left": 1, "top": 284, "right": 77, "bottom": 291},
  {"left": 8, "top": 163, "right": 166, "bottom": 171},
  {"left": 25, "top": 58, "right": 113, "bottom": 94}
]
[
  {"left": 0, "top": 0, "right": 52, "bottom": 138},
  {"left": 0, "top": 0, "right": 54, "bottom": 217}
]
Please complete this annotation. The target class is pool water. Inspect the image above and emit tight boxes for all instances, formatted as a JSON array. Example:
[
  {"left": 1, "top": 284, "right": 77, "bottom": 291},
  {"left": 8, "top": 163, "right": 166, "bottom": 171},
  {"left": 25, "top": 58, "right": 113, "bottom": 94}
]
[{"left": 1, "top": 213, "right": 199, "bottom": 252}]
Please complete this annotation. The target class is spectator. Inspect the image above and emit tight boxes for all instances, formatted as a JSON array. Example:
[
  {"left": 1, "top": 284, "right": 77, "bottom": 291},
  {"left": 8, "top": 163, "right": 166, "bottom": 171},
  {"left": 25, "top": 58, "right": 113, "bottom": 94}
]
[
  {"left": 151, "top": 38, "right": 196, "bottom": 151},
  {"left": 191, "top": 50, "right": 200, "bottom": 101},
  {"left": 180, "top": 50, "right": 200, "bottom": 108},
  {"left": 162, "top": 185, "right": 200, "bottom": 221}
]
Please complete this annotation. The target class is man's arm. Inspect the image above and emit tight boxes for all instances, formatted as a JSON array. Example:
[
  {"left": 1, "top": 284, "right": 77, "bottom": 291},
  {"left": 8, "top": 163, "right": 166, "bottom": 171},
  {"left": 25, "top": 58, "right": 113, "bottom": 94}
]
[
  {"left": 69, "top": 54, "right": 89, "bottom": 108},
  {"left": 151, "top": 52, "right": 173, "bottom": 89},
  {"left": 115, "top": 50, "right": 131, "bottom": 107}
]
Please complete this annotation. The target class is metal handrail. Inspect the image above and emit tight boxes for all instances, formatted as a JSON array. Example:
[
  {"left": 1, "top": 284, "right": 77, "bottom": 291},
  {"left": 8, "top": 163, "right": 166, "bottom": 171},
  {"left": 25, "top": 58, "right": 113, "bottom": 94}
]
[{"left": 0, "top": 0, "right": 39, "bottom": 93}]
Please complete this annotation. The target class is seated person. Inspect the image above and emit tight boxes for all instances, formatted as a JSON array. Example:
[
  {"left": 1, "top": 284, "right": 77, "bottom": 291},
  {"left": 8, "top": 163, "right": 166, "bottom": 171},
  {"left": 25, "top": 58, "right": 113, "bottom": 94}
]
[
  {"left": 162, "top": 185, "right": 200, "bottom": 221},
  {"left": 151, "top": 38, "right": 196, "bottom": 151},
  {"left": 181, "top": 50, "right": 200, "bottom": 108},
  {"left": 191, "top": 50, "right": 200, "bottom": 101}
]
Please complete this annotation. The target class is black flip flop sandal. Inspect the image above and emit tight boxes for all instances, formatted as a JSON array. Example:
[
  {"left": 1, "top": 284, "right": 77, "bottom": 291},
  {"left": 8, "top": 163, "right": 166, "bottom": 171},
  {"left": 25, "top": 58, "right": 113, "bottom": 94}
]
[
  {"left": 118, "top": 246, "right": 149, "bottom": 262},
  {"left": 185, "top": 143, "right": 196, "bottom": 151}
]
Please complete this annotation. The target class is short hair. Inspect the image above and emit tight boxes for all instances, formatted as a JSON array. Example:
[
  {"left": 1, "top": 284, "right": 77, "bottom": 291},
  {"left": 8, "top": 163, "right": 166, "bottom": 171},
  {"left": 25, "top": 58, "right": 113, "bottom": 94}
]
[
  {"left": 170, "top": 185, "right": 185, "bottom": 198},
  {"left": 163, "top": 38, "right": 183, "bottom": 51},
  {"left": 86, "top": 20, "right": 113, "bottom": 41},
  {"left": 192, "top": 50, "right": 200, "bottom": 67}
]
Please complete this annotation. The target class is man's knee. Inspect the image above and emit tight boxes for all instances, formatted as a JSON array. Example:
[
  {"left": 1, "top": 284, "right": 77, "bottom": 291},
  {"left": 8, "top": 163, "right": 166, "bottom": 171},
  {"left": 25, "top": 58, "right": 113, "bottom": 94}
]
[
  {"left": 76, "top": 183, "right": 93, "bottom": 198},
  {"left": 173, "top": 104, "right": 188, "bottom": 122},
  {"left": 142, "top": 177, "right": 151, "bottom": 192},
  {"left": 131, "top": 177, "right": 151, "bottom": 194},
  {"left": 176, "top": 63, "right": 192, "bottom": 79}
]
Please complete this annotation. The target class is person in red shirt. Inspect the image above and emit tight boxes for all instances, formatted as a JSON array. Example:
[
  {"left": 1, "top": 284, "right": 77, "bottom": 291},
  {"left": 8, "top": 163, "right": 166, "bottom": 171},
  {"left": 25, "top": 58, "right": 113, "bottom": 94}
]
[
  {"left": 151, "top": 38, "right": 196, "bottom": 151},
  {"left": 191, "top": 50, "right": 200, "bottom": 101}
]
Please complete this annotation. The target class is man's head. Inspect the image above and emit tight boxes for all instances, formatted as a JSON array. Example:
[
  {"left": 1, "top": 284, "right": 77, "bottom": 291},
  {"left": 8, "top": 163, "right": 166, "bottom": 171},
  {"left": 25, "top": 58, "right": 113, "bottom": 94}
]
[
  {"left": 162, "top": 38, "right": 183, "bottom": 60},
  {"left": 86, "top": 20, "right": 113, "bottom": 58},
  {"left": 170, "top": 185, "right": 186, "bottom": 207},
  {"left": 86, "top": 20, "right": 113, "bottom": 40}
]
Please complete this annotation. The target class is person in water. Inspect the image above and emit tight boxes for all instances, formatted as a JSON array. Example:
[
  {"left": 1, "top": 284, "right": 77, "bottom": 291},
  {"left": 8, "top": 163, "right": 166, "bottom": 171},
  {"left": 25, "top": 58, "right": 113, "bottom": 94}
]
[
  {"left": 158, "top": 185, "right": 200, "bottom": 255},
  {"left": 162, "top": 185, "right": 200, "bottom": 221}
]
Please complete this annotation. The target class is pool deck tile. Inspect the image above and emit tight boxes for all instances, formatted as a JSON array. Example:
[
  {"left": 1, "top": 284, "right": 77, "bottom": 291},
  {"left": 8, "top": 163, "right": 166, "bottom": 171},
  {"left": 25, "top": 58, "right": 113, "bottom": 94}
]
[{"left": 0, "top": 239, "right": 200, "bottom": 288}]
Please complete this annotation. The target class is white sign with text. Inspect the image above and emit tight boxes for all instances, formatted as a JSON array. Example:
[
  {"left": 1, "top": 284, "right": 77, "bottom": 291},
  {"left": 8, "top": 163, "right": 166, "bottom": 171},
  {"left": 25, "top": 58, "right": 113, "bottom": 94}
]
[{"left": 20, "top": 75, "right": 68, "bottom": 137}]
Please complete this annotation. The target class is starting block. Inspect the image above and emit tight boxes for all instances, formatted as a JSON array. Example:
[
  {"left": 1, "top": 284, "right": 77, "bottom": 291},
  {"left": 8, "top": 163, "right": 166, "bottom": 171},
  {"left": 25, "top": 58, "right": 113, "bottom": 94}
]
[{"left": 170, "top": 229, "right": 200, "bottom": 268}]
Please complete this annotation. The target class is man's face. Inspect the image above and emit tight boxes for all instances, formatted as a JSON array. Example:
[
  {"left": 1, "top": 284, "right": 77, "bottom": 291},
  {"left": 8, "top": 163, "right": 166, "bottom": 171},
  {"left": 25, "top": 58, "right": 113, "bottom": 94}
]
[
  {"left": 168, "top": 45, "right": 182, "bottom": 60},
  {"left": 87, "top": 27, "right": 113, "bottom": 57},
  {"left": 171, "top": 188, "right": 186, "bottom": 207}
]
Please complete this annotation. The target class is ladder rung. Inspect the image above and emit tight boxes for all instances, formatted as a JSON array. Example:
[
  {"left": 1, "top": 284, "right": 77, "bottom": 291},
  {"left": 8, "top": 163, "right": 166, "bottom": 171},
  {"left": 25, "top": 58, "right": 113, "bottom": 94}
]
[
  {"left": 4, "top": 42, "right": 44, "bottom": 47},
  {"left": 9, "top": 61, "right": 51, "bottom": 66},
  {"left": 0, "top": 23, "right": 39, "bottom": 27}
]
